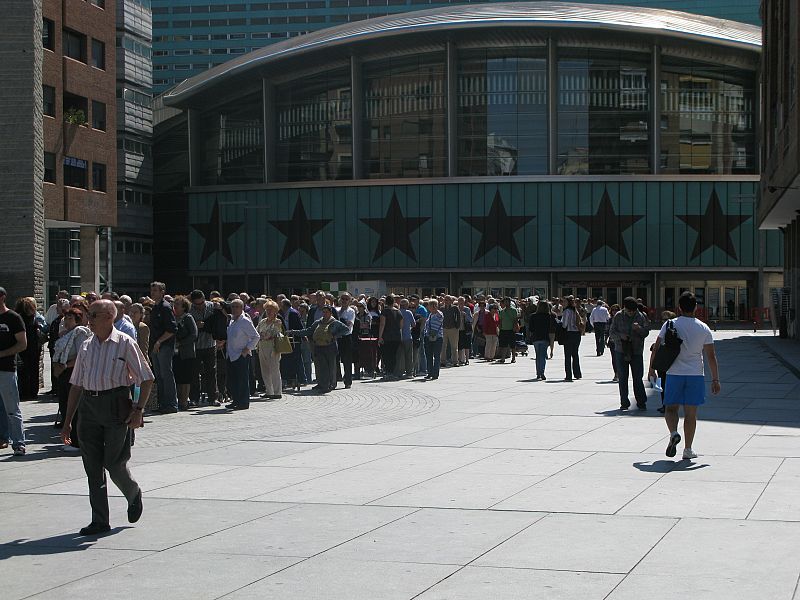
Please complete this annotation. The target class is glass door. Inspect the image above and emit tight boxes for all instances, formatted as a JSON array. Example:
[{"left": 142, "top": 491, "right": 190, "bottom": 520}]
[{"left": 707, "top": 287, "right": 720, "bottom": 320}]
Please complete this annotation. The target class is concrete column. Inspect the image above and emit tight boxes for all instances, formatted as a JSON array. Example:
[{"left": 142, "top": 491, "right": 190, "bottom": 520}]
[
  {"left": 650, "top": 44, "right": 661, "bottom": 174},
  {"left": 80, "top": 226, "right": 100, "bottom": 293},
  {"left": 263, "top": 79, "right": 277, "bottom": 183},
  {"left": 0, "top": 0, "right": 45, "bottom": 306},
  {"left": 446, "top": 41, "right": 458, "bottom": 177},
  {"left": 350, "top": 56, "right": 364, "bottom": 180},
  {"left": 547, "top": 36, "right": 558, "bottom": 175}
]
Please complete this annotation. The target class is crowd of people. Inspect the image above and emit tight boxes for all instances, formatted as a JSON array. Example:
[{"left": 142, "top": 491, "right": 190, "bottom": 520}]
[{"left": 0, "top": 283, "right": 720, "bottom": 462}]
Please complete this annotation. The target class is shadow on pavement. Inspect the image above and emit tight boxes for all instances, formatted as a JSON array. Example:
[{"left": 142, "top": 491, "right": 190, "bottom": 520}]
[
  {"left": 0, "top": 527, "right": 132, "bottom": 558},
  {"left": 633, "top": 460, "right": 709, "bottom": 473}
]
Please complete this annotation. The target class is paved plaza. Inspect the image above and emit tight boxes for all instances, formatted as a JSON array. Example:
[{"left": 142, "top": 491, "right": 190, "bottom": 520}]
[{"left": 2, "top": 331, "right": 800, "bottom": 599}]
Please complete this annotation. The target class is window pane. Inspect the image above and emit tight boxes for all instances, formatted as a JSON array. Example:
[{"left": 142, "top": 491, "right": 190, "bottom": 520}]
[
  {"left": 92, "top": 162, "right": 106, "bottom": 191},
  {"left": 43, "top": 152, "right": 56, "bottom": 183},
  {"left": 457, "top": 48, "right": 548, "bottom": 176},
  {"left": 198, "top": 91, "right": 264, "bottom": 185},
  {"left": 276, "top": 68, "right": 352, "bottom": 182},
  {"left": 42, "top": 18, "right": 55, "bottom": 51},
  {"left": 660, "top": 57, "right": 756, "bottom": 174},
  {"left": 91, "top": 100, "right": 106, "bottom": 130},
  {"left": 557, "top": 49, "right": 650, "bottom": 175},
  {"left": 91, "top": 39, "right": 105, "bottom": 69},
  {"left": 63, "top": 29, "right": 87, "bottom": 62},
  {"left": 43, "top": 85, "right": 55, "bottom": 117},
  {"left": 64, "top": 156, "right": 88, "bottom": 188},
  {"left": 363, "top": 52, "right": 447, "bottom": 178}
]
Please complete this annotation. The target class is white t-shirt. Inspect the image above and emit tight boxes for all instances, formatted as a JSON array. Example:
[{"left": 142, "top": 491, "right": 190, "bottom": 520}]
[
  {"left": 338, "top": 306, "right": 355, "bottom": 335},
  {"left": 658, "top": 316, "right": 713, "bottom": 376}
]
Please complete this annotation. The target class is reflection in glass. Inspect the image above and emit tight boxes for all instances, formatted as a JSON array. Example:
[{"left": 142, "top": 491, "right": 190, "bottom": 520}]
[
  {"left": 557, "top": 49, "right": 650, "bottom": 174},
  {"left": 660, "top": 58, "right": 755, "bottom": 174},
  {"left": 276, "top": 68, "right": 352, "bottom": 181},
  {"left": 198, "top": 92, "right": 264, "bottom": 185},
  {"left": 707, "top": 287, "right": 720, "bottom": 320},
  {"left": 457, "top": 48, "right": 547, "bottom": 175},
  {"left": 363, "top": 53, "right": 446, "bottom": 178},
  {"left": 738, "top": 287, "right": 748, "bottom": 320},
  {"left": 724, "top": 287, "right": 736, "bottom": 320}
]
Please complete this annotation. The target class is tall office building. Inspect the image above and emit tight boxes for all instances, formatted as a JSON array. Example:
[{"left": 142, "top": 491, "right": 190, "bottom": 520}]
[
  {"left": 113, "top": 0, "right": 155, "bottom": 295},
  {"left": 150, "top": 0, "right": 761, "bottom": 94},
  {"left": 0, "top": 0, "right": 117, "bottom": 303}
]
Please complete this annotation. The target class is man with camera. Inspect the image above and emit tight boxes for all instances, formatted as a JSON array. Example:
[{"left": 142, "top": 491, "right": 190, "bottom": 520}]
[{"left": 609, "top": 296, "right": 650, "bottom": 410}]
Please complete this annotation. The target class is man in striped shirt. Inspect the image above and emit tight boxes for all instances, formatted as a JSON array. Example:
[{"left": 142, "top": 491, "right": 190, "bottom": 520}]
[{"left": 61, "top": 299, "right": 154, "bottom": 536}]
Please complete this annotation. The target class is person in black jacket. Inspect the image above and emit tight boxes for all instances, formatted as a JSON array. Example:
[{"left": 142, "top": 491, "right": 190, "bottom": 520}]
[
  {"left": 148, "top": 282, "right": 178, "bottom": 413},
  {"left": 529, "top": 300, "right": 555, "bottom": 380},
  {"left": 189, "top": 290, "right": 220, "bottom": 406}
]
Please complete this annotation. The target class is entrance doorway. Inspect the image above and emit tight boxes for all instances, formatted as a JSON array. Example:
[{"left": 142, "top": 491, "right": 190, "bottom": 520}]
[
  {"left": 559, "top": 283, "right": 650, "bottom": 307},
  {"left": 661, "top": 281, "right": 751, "bottom": 321}
]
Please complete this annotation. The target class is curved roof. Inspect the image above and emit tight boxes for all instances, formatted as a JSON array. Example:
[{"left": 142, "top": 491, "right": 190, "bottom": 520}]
[{"left": 165, "top": 1, "right": 761, "bottom": 106}]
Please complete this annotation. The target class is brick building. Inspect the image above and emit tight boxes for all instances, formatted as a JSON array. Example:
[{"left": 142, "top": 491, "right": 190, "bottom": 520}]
[{"left": 0, "top": 0, "right": 120, "bottom": 303}]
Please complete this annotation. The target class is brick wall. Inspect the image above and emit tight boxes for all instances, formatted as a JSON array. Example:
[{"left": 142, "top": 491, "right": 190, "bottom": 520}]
[{"left": 0, "top": 0, "right": 45, "bottom": 306}]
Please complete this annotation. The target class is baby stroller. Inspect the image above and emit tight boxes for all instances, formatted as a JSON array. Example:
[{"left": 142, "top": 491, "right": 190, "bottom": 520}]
[{"left": 514, "top": 332, "right": 528, "bottom": 356}]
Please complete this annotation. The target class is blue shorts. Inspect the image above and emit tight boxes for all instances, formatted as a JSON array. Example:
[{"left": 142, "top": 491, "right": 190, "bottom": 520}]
[{"left": 663, "top": 374, "right": 705, "bottom": 406}]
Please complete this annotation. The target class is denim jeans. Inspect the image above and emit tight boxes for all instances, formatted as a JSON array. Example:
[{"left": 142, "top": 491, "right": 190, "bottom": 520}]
[
  {"left": 0, "top": 371, "right": 26, "bottom": 449},
  {"left": 615, "top": 351, "right": 647, "bottom": 407},
  {"left": 532, "top": 340, "right": 549, "bottom": 378},
  {"left": 424, "top": 337, "right": 443, "bottom": 378},
  {"left": 417, "top": 339, "right": 427, "bottom": 374},
  {"left": 150, "top": 342, "right": 178, "bottom": 411}
]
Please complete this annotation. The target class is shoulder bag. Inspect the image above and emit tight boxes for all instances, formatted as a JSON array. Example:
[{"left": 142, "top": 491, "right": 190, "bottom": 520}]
[{"left": 653, "top": 319, "right": 682, "bottom": 372}]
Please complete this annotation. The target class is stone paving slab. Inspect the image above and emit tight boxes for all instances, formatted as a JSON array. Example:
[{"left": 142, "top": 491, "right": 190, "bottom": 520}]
[{"left": 3, "top": 331, "right": 800, "bottom": 600}]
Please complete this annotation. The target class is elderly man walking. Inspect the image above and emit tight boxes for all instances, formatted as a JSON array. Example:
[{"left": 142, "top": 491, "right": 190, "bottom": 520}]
[{"left": 61, "top": 299, "right": 154, "bottom": 536}]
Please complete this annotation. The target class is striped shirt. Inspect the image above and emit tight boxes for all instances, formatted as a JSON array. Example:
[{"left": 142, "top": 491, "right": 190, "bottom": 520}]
[
  {"left": 69, "top": 327, "right": 154, "bottom": 391},
  {"left": 424, "top": 311, "right": 444, "bottom": 339}
]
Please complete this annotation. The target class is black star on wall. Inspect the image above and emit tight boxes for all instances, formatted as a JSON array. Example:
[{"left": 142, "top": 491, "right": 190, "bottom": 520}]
[
  {"left": 269, "top": 195, "right": 331, "bottom": 263},
  {"left": 462, "top": 190, "right": 535, "bottom": 261},
  {"left": 677, "top": 188, "right": 751, "bottom": 260},
  {"left": 568, "top": 188, "right": 643, "bottom": 261},
  {"left": 361, "top": 193, "right": 429, "bottom": 262},
  {"left": 191, "top": 200, "right": 244, "bottom": 265}
]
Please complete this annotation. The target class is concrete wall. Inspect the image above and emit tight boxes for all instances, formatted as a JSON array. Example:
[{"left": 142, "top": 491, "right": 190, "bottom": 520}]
[{"left": 0, "top": 0, "right": 45, "bottom": 305}]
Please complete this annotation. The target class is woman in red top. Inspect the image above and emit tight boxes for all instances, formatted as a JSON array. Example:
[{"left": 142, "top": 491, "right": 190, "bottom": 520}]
[{"left": 482, "top": 304, "right": 500, "bottom": 361}]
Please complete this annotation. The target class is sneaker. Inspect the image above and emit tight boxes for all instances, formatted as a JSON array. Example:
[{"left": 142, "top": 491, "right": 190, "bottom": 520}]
[
  {"left": 666, "top": 432, "right": 681, "bottom": 458},
  {"left": 12, "top": 446, "right": 26, "bottom": 457},
  {"left": 682, "top": 448, "right": 698, "bottom": 460}
]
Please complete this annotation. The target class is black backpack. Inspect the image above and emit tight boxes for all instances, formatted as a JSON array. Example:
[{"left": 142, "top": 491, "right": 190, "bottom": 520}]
[{"left": 653, "top": 319, "right": 683, "bottom": 372}]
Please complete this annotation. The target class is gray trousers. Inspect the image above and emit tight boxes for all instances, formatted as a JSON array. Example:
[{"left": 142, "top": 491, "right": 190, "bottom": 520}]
[
  {"left": 314, "top": 345, "right": 338, "bottom": 391},
  {"left": 78, "top": 390, "right": 140, "bottom": 527},
  {"left": 396, "top": 339, "right": 414, "bottom": 376}
]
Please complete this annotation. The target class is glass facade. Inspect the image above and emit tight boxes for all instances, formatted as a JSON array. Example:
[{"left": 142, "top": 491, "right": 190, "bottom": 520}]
[
  {"left": 363, "top": 53, "right": 446, "bottom": 178},
  {"left": 660, "top": 57, "right": 756, "bottom": 174},
  {"left": 198, "top": 91, "right": 264, "bottom": 185},
  {"left": 457, "top": 48, "right": 548, "bottom": 176},
  {"left": 276, "top": 68, "right": 352, "bottom": 181},
  {"left": 187, "top": 43, "right": 759, "bottom": 184},
  {"left": 557, "top": 49, "right": 650, "bottom": 175}
]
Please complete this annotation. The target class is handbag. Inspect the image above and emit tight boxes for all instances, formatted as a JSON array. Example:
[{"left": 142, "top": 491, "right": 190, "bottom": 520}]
[
  {"left": 275, "top": 331, "right": 293, "bottom": 354},
  {"left": 653, "top": 319, "right": 682, "bottom": 372},
  {"left": 554, "top": 322, "right": 567, "bottom": 345}
]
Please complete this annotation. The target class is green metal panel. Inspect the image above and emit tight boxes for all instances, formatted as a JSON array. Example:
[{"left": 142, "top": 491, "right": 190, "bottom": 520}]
[{"left": 189, "top": 181, "right": 781, "bottom": 271}]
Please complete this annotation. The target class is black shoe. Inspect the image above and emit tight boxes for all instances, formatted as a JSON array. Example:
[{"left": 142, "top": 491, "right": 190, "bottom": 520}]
[
  {"left": 79, "top": 523, "right": 111, "bottom": 536},
  {"left": 344, "top": 384, "right": 351, "bottom": 389},
  {"left": 637, "top": 404, "right": 647, "bottom": 411},
  {"left": 620, "top": 401, "right": 631, "bottom": 410},
  {"left": 666, "top": 432, "right": 681, "bottom": 458},
  {"left": 154, "top": 406, "right": 178, "bottom": 414},
  {"left": 268, "top": 395, "right": 282, "bottom": 400},
  {"left": 228, "top": 404, "right": 249, "bottom": 411},
  {"left": 657, "top": 406, "right": 665, "bottom": 414},
  {"left": 128, "top": 489, "right": 143, "bottom": 524},
  {"left": 564, "top": 378, "right": 573, "bottom": 382}
]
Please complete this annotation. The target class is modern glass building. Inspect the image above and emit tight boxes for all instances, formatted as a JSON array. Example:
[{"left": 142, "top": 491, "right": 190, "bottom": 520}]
[
  {"left": 150, "top": 0, "right": 761, "bottom": 95},
  {"left": 160, "top": 2, "right": 782, "bottom": 318}
]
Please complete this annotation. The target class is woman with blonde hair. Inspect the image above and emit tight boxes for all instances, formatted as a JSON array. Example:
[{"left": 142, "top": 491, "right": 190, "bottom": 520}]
[{"left": 257, "top": 299, "right": 284, "bottom": 399}]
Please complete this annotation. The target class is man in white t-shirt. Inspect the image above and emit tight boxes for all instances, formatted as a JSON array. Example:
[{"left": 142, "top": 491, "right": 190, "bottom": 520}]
[
  {"left": 589, "top": 300, "right": 611, "bottom": 356},
  {"left": 649, "top": 291, "right": 720, "bottom": 460},
  {"left": 337, "top": 293, "right": 356, "bottom": 389}
]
